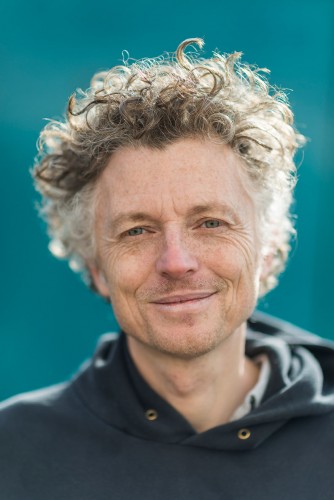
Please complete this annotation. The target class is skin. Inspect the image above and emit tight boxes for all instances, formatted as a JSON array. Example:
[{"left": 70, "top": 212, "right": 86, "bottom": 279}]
[{"left": 90, "top": 138, "right": 265, "bottom": 431}]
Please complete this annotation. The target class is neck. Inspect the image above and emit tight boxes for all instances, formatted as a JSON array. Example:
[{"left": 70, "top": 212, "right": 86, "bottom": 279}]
[{"left": 127, "top": 324, "right": 259, "bottom": 433}]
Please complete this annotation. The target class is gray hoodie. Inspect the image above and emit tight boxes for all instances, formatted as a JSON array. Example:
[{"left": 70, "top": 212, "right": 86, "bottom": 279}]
[{"left": 1, "top": 312, "right": 334, "bottom": 499}]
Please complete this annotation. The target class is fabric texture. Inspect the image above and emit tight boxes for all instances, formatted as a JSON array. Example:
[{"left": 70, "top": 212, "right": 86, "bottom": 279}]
[{"left": 1, "top": 312, "right": 334, "bottom": 500}]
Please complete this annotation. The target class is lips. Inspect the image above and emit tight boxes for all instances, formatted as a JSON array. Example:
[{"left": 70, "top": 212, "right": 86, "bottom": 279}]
[{"left": 152, "top": 292, "right": 216, "bottom": 305}]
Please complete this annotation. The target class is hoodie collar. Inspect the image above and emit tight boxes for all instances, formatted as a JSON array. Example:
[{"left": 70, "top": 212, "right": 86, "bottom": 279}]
[{"left": 73, "top": 315, "right": 334, "bottom": 451}]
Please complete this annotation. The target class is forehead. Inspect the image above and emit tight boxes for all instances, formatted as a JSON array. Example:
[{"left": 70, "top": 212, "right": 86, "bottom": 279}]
[{"left": 95, "top": 138, "right": 256, "bottom": 219}]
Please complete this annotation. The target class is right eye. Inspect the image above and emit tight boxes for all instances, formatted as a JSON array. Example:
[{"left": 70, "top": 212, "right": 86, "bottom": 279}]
[{"left": 127, "top": 227, "right": 145, "bottom": 236}]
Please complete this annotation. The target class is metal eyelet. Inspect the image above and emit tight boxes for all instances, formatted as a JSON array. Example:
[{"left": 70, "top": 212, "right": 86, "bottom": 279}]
[
  {"left": 145, "top": 409, "right": 158, "bottom": 421},
  {"left": 237, "top": 428, "right": 251, "bottom": 440}
]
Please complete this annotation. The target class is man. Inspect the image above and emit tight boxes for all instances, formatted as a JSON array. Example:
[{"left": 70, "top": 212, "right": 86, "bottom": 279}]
[{"left": 1, "top": 38, "right": 334, "bottom": 499}]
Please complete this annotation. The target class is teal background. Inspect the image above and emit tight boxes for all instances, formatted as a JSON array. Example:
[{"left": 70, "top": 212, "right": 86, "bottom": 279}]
[{"left": 1, "top": 0, "right": 333, "bottom": 401}]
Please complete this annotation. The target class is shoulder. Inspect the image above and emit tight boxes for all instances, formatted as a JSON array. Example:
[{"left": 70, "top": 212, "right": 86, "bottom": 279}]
[
  {"left": 0, "top": 382, "right": 69, "bottom": 412},
  {"left": 0, "top": 383, "right": 81, "bottom": 451},
  {"left": 0, "top": 381, "right": 98, "bottom": 497},
  {"left": 0, "top": 380, "right": 100, "bottom": 480},
  {"left": 0, "top": 383, "right": 66, "bottom": 429},
  {"left": 249, "top": 310, "right": 334, "bottom": 347}
]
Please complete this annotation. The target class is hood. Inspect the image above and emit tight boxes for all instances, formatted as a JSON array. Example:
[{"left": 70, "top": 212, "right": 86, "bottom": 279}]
[{"left": 73, "top": 312, "right": 334, "bottom": 451}]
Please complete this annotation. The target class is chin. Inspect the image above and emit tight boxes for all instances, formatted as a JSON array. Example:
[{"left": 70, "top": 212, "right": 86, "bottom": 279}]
[{"left": 143, "top": 323, "right": 230, "bottom": 360}]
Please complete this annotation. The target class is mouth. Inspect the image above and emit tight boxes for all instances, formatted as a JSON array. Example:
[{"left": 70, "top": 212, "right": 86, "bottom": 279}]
[{"left": 151, "top": 292, "right": 217, "bottom": 307}]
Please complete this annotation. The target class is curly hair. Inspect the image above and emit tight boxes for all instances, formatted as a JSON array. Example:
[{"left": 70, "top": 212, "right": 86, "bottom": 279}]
[{"left": 33, "top": 38, "right": 305, "bottom": 296}]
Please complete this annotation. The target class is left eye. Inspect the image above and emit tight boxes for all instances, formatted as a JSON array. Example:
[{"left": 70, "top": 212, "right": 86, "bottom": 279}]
[{"left": 201, "top": 220, "right": 221, "bottom": 228}]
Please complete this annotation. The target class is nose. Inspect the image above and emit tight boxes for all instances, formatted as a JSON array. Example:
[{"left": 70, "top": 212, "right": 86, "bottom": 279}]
[{"left": 155, "top": 229, "right": 199, "bottom": 279}]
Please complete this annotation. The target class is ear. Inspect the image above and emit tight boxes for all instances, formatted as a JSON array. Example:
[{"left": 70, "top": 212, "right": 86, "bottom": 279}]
[{"left": 89, "top": 265, "right": 110, "bottom": 298}]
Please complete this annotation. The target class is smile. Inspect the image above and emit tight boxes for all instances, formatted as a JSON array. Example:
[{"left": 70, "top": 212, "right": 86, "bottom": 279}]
[{"left": 151, "top": 292, "right": 217, "bottom": 312}]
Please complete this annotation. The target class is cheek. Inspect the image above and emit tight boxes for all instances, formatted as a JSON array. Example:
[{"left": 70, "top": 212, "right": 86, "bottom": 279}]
[
  {"left": 105, "top": 243, "right": 156, "bottom": 299},
  {"left": 210, "top": 239, "right": 256, "bottom": 280},
  {"left": 105, "top": 248, "right": 155, "bottom": 332}
]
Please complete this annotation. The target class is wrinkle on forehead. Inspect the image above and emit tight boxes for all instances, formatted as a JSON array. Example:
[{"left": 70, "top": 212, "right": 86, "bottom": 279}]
[{"left": 94, "top": 138, "right": 258, "bottom": 231}]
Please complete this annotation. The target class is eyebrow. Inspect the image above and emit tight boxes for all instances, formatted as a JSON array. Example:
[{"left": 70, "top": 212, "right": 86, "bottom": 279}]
[
  {"left": 187, "top": 203, "right": 239, "bottom": 222},
  {"left": 107, "top": 203, "right": 240, "bottom": 232},
  {"left": 104, "top": 212, "right": 157, "bottom": 234}
]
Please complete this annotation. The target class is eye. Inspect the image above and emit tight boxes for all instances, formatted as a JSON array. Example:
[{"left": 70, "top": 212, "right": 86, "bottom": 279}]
[
  {"left": 201, "top": 219, "right": 222, "bottom": 229},
  {"left": 127, "top": 227, "right": 145, "bottom": 236}
]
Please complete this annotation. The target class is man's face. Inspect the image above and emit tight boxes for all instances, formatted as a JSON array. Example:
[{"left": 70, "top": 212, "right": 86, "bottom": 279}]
[{"left": 91, "top": 138, "right": 263, "bottom": 358}]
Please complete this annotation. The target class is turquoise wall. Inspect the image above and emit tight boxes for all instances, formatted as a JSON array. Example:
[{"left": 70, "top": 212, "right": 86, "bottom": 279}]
[{"left": 1, "top": 0, "right": 333, "bottom": 400}]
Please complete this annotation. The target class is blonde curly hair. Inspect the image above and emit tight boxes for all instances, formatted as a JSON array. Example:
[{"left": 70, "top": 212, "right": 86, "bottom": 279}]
[{"left": 33, "top": 38, "right": 305, "bottom": 296}]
